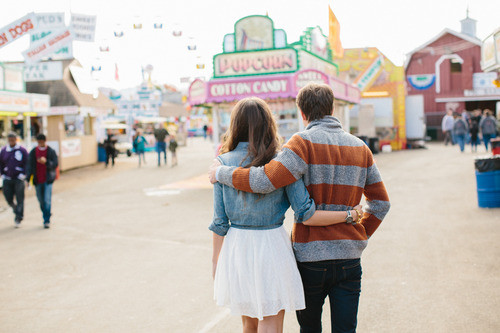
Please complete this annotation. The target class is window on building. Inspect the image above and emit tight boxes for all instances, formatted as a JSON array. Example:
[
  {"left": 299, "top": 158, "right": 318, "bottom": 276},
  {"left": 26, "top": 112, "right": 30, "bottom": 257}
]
[
  {"left": 450, "top": 62, "right": 462, "bottom": 73},
  {"left": 64, "top": 115, "right": 83, "bottom": 137}
]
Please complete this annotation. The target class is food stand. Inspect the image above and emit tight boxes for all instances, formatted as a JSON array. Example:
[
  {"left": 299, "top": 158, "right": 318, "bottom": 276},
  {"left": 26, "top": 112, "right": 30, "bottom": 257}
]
[
  {"left": 336, "top": 48, "right": 406, "bottom": 150},
  {"left": 188, "top": 15, "right": 360, "bottom": 145},
  {"left": 26, "top": 59, "right": 116, "bottom": 171}
]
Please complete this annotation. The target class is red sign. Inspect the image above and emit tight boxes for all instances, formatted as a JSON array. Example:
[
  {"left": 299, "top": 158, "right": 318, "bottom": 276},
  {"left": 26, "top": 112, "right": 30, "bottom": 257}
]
[{"left": 0, "top": 13, "right": 37, "bottom": 49}]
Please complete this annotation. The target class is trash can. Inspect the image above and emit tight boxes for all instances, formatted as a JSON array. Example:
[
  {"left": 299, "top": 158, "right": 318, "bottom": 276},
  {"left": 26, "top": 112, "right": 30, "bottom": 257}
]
[
  {"left": 474, "top": 156, "right": 500, "bottom": 208},
  {"left": 98, "top": 144, "right": 106, "bottom": 162},
  {"left": 357, "top": 136, "right": 368, "bottom": 144},
  {"left": 491, "top": 138, "right": 500, "bottom": 156},
  {"left": 368, "top": 137, "right": 380, "bottom": 154}
]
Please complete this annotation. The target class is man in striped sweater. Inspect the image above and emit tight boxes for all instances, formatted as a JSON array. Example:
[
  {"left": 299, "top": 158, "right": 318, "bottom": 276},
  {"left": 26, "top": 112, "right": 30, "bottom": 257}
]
[{"left": 209, "top": 83, "right": 390, "bottom": 332}]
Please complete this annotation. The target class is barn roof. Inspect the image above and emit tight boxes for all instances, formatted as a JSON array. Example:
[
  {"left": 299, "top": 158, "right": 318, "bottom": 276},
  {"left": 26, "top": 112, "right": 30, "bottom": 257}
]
[{"left": 404, "top": 28, "right": 482, "bottom": 69}]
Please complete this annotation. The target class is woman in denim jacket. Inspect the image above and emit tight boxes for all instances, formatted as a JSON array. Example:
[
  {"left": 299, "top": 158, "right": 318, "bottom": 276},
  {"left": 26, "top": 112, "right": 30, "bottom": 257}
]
[{"left": 209, "top": 98, "right": 362, "bottom": 333}]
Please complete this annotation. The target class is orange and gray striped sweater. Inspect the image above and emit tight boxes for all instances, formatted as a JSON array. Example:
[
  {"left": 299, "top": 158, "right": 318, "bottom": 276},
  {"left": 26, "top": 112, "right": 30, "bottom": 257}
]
[{"left": 216, "top": 116, "right": 390, "bottom": 262}]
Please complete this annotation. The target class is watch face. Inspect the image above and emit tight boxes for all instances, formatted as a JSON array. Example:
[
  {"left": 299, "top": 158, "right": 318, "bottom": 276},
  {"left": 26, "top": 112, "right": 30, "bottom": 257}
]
[{"left": 346, "top": 217, "right": 354, "bottom": 223}]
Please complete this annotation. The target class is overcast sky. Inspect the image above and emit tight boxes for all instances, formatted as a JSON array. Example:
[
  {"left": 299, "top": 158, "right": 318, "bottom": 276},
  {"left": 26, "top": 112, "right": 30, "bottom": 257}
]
[{"left": 1, "top": 0, "right": 499, "bottom": 90}]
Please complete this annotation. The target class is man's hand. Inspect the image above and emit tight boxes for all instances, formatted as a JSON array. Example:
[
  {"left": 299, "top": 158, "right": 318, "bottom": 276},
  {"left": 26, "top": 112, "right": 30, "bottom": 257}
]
[
  {"left": 208, "top": 159, "right": 221, "bottom": 184},
  {"left": 37, "top": 157, "right": 47, "bottom": 164}
]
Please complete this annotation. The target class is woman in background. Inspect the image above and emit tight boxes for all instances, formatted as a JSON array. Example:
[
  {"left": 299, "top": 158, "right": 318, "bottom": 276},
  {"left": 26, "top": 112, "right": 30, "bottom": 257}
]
[{"left": 133, "top": 129, "right": 147, "bottom": 167}]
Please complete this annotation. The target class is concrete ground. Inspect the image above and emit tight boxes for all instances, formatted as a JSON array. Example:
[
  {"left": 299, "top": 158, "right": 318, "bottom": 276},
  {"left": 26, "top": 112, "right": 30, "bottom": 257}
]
[{"left": 0, "top": 137, "right": 498, "bottom": 333}]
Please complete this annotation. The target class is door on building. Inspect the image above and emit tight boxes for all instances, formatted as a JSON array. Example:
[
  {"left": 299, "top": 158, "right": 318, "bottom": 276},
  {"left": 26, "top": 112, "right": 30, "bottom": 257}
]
[{"left": 406, "top": 95, "right": 425, "bottom": 140}]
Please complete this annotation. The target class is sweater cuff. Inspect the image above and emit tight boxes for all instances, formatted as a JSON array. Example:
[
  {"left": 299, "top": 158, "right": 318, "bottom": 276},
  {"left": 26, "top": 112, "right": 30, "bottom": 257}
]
[{"left": 217, "top": 166, "right": 235, "bottom": 187}]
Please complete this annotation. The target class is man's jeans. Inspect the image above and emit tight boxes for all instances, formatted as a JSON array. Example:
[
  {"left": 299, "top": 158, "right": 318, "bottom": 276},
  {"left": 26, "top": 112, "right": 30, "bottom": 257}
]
[
  {"left": 444, "top": 130, "right": 454, "bottom": 145},
  {"left": 455, "top": 134, "right": 466, "bottom": 152},
  {"left": 296, "top": 259, "right": 362, "bottom": 333},
  {"left": 156, "top": 141, "right": 167, "bottom": 166},
  {"left": 35, "top": 183, "right": 52, "bottom": 223},
  {"left": 3, "top": 178, "right": 25, "bottom": 222}
]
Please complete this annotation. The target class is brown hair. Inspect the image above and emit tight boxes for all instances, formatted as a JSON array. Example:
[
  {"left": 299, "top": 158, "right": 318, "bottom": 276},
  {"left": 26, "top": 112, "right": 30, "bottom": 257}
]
[
  {"left": 296, "top": 83, "right": 334, "bottom": 121},
  {"left": 219, "top": 97, "right": 281, "bottom": 168}
]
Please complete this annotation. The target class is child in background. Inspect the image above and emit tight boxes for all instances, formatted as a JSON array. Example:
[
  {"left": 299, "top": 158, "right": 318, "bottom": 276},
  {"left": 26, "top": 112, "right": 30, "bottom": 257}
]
[
  {"left": 133, "top": 129, "right": 147, "bottom": 167},
  {"left": 169, "top": 135, "right": 178, "bottom": 167}
]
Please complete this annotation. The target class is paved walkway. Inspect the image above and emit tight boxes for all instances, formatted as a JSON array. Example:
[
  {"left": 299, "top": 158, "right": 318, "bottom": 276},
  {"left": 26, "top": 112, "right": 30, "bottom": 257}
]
[{"left": 0, "top": 138, "right": 498, "bottom": 332}]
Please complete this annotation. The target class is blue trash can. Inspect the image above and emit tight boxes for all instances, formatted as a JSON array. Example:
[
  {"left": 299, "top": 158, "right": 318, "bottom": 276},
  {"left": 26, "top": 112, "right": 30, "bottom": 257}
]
[
  {"left": 98, "top": 145, "right": 106, "bottom": 162},
  {"left": 475, "top": 170, "right": 500, "bottom": 208}
]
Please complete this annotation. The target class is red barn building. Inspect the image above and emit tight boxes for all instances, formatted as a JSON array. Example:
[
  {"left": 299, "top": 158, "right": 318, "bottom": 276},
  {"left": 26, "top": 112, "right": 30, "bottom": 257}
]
[{"left": 405, "top": 14, "right": 500, "bottom": 140}]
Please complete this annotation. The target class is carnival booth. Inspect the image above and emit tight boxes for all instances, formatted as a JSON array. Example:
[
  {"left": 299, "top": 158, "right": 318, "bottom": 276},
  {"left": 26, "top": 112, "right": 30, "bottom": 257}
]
[
  {"left": 187, "top": 15, "right": 360, "bottom": 145},
  {"left": 480, "top": 27, "right": 500, "bottom": 117},
  {"left": 26, "top": 59, "right": 116, "bottom": 171},
  {"left": 336, "top": 48, "right": 406, "bottom": 151}
]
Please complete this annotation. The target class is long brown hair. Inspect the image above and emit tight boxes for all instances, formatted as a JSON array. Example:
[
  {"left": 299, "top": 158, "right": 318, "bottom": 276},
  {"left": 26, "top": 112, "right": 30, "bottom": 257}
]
[{"left": 219, "top": 97, "right": 281, "bottom": 168}]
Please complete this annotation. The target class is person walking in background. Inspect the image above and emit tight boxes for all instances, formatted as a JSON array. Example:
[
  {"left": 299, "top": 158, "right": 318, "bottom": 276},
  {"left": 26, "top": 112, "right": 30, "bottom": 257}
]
[
  {"left": 442, "top": 109, "right": 455, "bottom": 145},
  {"left": 453, "top": 112, "right": 468, "bottom": 153},
  {"left": 210, "top": 84, "right": 390, "bottom": 332},
  {"left": 27, "top": 134, "right": 58, "bottom": 229},
  {"left": 203, "top": 124, "right": 208, "bottom": 140},
  {"left": 104, "top": 130, "right": 117, "bottom": 168},
  {"left": 133, "top": 129, "right": 147, "bottom": 167},
  {"left": 0, "top": 133, "right": 28, "bottom": 228},
  {"left": 469, "top": 109, "right": 482, "bottom": 153},
  {"left": 479, "top": 109, "right": 498, "bottom": 151},
  {"left": 169, "top": 134, "right": 178, "bottom": 167},
  {"left": 462, "top": 110, "right": 472, "bottom": 144},
  {"left": 154, "top": 124, "right": 169, "bottom": 166}
]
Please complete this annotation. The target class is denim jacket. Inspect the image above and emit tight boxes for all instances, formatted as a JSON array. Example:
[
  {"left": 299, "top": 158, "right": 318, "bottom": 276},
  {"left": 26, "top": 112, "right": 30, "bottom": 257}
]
[{"left": 209, "top": 142, "right": 316, "bottom": 236}]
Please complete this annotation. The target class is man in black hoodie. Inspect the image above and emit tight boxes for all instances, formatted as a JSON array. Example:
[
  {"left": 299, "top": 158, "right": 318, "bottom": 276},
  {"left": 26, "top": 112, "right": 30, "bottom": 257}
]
[{"left": 27, "top": 134, "right": 58, "bottom": 229}]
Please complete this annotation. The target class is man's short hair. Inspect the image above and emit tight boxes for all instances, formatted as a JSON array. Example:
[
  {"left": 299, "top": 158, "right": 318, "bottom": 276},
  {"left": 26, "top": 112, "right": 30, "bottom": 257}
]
[
  {"left": 7, "top": 132, "right": 17, "bottom": 139},
  {"left": 296, "top": 83, "right": 335, "bottom": 121},
  {"left": 36, "top": 134, "right": 46, "bottom": 141}
]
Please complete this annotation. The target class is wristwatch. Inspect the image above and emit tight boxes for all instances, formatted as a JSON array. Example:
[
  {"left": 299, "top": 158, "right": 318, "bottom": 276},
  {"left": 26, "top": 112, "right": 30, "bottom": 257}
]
[{"left": 345, "top": 209, "right": 354, "bottom": 224}]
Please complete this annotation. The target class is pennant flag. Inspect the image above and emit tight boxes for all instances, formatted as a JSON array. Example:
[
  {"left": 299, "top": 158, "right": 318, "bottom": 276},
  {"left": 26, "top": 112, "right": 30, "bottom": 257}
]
[
  {"left": 115, "top": 63, "right": 119, "bottom": 81},
  {"left": 328, "top": 5, "right": 344, "bottom": 58}
]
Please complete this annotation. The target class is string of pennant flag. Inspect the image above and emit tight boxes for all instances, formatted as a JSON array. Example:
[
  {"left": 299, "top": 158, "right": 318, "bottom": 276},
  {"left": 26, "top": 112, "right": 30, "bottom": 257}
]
[{"left": 0, "top": 11, "right": 207, "bottom": 81}]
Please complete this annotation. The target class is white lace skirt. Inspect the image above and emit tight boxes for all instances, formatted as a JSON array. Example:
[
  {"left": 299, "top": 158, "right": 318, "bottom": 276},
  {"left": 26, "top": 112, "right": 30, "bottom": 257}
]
[{"left": 213, "top": 225, "right": 305, "bottom": 320}]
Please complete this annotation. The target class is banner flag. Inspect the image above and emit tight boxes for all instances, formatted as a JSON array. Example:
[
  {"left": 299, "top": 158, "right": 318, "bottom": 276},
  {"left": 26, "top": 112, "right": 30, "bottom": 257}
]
[{"left": 328, "top": 5, "right": 344, "bottom": 58}]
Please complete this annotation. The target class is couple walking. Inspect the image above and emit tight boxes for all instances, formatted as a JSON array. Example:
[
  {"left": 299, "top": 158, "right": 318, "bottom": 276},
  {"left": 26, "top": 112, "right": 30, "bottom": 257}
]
[
  {"left": 0, "top": 133, "right": 58, "bottom": 228},
  {"left": 208, "top": 83, "right": 390, "bottom": 332}
]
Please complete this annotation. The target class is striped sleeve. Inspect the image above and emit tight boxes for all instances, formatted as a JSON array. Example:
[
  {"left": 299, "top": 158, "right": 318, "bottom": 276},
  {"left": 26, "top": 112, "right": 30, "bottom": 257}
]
[
  {"left": 216, "top": 134, "right": 309, "bottom": 193},
  {"left": 360, "top": 149, "right": 390, "bottom": 237}
]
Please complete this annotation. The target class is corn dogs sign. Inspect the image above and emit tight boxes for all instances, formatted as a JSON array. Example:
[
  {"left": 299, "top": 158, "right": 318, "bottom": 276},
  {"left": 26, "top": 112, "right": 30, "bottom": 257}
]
[{"left": 0, "top": 13, "right": 37, "bottom": 49}]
